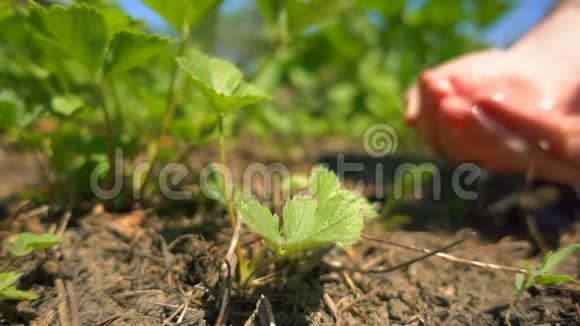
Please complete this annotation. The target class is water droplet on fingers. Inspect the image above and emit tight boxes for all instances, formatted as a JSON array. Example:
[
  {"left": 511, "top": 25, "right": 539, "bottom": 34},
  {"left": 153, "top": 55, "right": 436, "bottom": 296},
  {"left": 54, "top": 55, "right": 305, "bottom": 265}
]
[
  {"left": 436, "top": 79, "right": 452, "bottom": 93},
  {"left": 539, "top": 98, "right": 554, "bottom": 111},
  {"left": 492, "top": 92, "right": 505, "bottom": 103}
]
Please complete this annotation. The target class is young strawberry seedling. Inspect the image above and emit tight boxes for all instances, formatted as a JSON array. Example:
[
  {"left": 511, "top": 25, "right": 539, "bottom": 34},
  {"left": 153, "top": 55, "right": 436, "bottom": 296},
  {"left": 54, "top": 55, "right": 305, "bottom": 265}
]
[
  {"left": 0, "top": 233, "right": 62, "bottom": 301},
  {"left": 513, "top": 244, "right": 579, "bottom": 304},
  {"left": 236, "top": 166, "right": 377, "bottom": 286},
  {"left": 177, "top": 49, "right": 270, "bottom": 277}
]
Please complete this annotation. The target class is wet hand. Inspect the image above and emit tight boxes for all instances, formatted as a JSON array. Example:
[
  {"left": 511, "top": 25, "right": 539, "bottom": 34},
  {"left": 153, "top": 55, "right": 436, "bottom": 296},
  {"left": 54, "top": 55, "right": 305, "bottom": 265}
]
[{"left": 405, "top": 49, "right": 580, "bottom": 185}]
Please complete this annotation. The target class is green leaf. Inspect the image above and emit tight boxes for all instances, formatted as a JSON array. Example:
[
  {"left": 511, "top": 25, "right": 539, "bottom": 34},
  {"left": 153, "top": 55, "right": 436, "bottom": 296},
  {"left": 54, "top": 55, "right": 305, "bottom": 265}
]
[
  {"left": 236, "top": 194, "right": 282, "bottom": 252},
  {"left": 0, "top": 286, "right": 38, "bottom": 301},
  {"left": 308, "top": 166, "right": 340, "bottom": 205},
  {"left": 282, "top": 194, "right": 317, "bottom": 246},
  {"left": 0, "top": 272, "right": 21, "bottom": 292},
  {"left": 284, "top": 194, "right": 364, "bottom": 254},
  {"left": 51, "top": 95, "right": 84, "bottom": 117},
  {"left": 142, "top": 0, "right": 220, "bottom": 32},
  {"left": 0, "top": 272, "right": 37, "bottom": 301},
  {"left": 283, "top": 167, "right": 368, "bottom": 253},
  {"left": 176, "top": 50, "right": 270, "bottom": 112},
  {"left": 8, "top": 233, "right": 63, "bottom": 257},
  {"left": 101, "top": 8, "right": 132, "bottom": 38},
  {"left": 538, "top": 244, "right": 580, "bottom": 274},
  {"left": 105, "top": 32, "right": 171, "bottom": 75},
  {"left": 286, "top": 0, "right": 353, "bottom": 37},
  {"left": 29, "top": 4, "right": 109, "bottom": 76},
  {"left": 534, "top": 274, "right": 575, "bottom": 286},
  {"left": 241, "top": 168, "right": 368, "bottom": 255}
]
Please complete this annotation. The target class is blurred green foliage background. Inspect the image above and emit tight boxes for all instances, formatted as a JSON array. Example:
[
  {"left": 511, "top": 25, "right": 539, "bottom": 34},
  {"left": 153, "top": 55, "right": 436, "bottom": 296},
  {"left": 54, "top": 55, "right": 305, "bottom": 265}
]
[{"left": 0, "top": 0, "right": 515, "bottom": 204}]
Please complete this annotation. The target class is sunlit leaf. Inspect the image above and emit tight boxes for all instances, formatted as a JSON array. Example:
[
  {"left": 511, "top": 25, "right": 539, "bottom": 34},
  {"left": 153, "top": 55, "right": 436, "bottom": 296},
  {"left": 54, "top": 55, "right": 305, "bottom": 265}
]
[
  {"left": 28, "top": 4, "right": 109, "bottom": 76},
  {"left": 284, "top": 194, "right": 364, "bottom": 254},
  {"left": 286, "top": 0, "right": 354, "bottom": 37},
  {"left": 176, "top": 50, "right": 270, "bottom": 112},
  {"left": 308, "top": 166, "right": 340, "bottom": 205},
  {"left": 538, "top": 244, "right": 580, "bottom": 274},
  {"left": 8, "top": 233, "right": 63, "bottom": 257},
  {"left": 236, "top": 193, "right": 282, "bottom": 252},
  {"left": 534, "top": 274, "right": 574, "bottom": 286},
  {"left": 0, "top": 272, "right": 38, "bottom": 301},
  {"left": 142, "top": 0, "right": 220, "bottom": 33},
  {"left": 281, "top": 194, "right": 317, "bottom": 247},
  {"left": 105, "top": 32, "right": 171, "bottom": 75},
  {"left": 239, "top": 167, "right": 370, "bottom": 255},
  {"left": 0, "top": 286, "right": 38, "bottom": 301},
  {"left": 101, "top": 8, "right": 132, "bottom": 37},
  {"left": 51, "top": 94, "right": 84, "bottom": 117},
  {"left": 0, "top": 272, "right": 21, "bottom": 292}
]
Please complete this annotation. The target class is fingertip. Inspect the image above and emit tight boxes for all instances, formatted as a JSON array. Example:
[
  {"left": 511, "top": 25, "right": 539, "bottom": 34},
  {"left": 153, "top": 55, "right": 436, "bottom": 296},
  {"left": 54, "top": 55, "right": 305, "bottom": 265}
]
[
  {"left": 420, "top": 70, "right": 453, "bottom": 99},
  {"left": 439, "top": 96, "right": 470, "bottom": 129},
  {"left": 404, "top": 87, "right": 419, "bottom": 127},
  {"left": 474, "top": 91, "right": 569, "bottom": 155}
]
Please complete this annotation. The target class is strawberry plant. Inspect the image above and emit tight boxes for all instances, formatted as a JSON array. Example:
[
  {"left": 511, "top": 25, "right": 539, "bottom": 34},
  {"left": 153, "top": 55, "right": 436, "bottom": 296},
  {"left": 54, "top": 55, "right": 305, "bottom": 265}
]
[
  {"left": 513, "top": 244, "right": 580, "bottom": 303},
  {"left": 176, "top": 49, "right": 270, "bottom": 273},
  {"left": 1, "top": 233, "right": 63, "bottom": 301},
  {"left": 1, "top": 1, "right": 175, "bottom": 205},
  {"left": 236, "top": 166, "right": 377, "bottom": 284}
]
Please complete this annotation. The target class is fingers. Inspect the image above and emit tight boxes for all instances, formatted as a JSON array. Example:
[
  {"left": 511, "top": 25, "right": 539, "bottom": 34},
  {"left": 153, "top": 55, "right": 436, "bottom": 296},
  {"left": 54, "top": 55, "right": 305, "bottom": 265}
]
[
  {"left": 416, "top": 71, "right": 455, "bottom": 156},
  {"left": 476, "top": 91, "right": 580, "bottom": 162},
  {"left": 437, "top": 97, "right": 530, "bottom": 172},
  {"left": 404, "top": 87, "right": 419, "bottom": 127},
  {"left": 436, "top": 96, "right": 482, "bottom": 162},
  {"left": 405, "top": 48, "right": 580, "bottom": 185},
  {"left": 472, "top": 96, "right": 580, "bottom": 183}
]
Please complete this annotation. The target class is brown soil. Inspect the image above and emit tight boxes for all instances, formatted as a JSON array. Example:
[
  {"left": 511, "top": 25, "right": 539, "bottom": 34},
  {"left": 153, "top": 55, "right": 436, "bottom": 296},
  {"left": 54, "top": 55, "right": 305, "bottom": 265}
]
[{"left": 0, "top": 140, "right": 579, "bottom": 326}]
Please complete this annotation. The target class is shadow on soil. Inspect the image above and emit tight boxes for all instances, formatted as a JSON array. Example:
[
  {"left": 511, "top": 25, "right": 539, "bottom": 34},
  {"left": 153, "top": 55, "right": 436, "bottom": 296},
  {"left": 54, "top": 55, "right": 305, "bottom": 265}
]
[{"left": 319, "top": 153, "right": 579, "bottom": 245}]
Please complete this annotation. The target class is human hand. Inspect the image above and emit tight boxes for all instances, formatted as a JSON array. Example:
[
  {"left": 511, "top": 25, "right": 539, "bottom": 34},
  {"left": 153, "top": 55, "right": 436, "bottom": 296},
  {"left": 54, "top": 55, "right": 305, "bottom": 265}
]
[{"left": 405, "top": 49, "right": 580, "bottom": 185}]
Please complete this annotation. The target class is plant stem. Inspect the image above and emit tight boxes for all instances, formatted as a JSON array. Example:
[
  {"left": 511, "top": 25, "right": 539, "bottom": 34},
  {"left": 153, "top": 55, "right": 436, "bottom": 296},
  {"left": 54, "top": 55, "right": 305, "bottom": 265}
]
[
  {"left": 242, "top": 254, "right": 280, "bottom": 288},
  {"left": 139, "top": 31, "right": 190, "bottom": 199},
  {"left": 108, "top": 79, "right": 124, "bottom": 131},
  {"left": 216, "top": 112, "right": 245, "bottom": 274},
  {"left": 95, "top": 79, "right": 117, "bottom": 191},
  {"left": 217, "top": 113, "right": 237, "bottom": 228}
]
